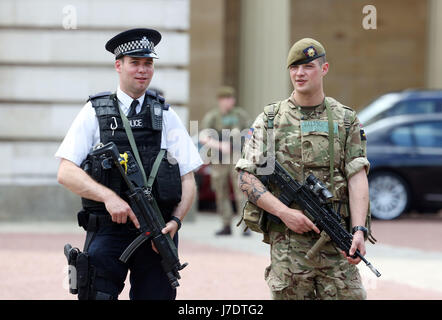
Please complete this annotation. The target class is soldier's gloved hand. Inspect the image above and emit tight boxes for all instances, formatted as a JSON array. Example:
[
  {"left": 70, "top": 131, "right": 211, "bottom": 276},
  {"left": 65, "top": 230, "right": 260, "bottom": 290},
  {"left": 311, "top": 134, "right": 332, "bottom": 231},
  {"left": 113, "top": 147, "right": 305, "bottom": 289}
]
[
  {"left": 341, "top": 231, "right": 366, "bottom": 265},
  {"left": 104, "top": 192, "right": 140, "bottom": 228},
  {"left": 281, "top": 208, "right": 320, "bottom": 234}
]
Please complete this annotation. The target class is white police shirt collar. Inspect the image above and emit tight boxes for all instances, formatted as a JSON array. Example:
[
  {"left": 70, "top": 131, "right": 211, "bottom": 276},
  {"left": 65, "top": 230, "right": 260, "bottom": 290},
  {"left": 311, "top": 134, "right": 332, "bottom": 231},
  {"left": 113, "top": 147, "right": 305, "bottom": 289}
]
[{"left": 116, "top": 86, "right": 145, "bottom": 115}]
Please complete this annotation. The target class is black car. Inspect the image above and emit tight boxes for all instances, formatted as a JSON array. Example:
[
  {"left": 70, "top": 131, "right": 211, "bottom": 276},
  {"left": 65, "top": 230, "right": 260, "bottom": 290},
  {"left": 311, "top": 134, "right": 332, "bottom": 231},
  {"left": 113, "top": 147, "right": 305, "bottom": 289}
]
[
  {"left": 358, "top": 89, "right": 442, "bottom": 127},
  {"left": 364, "top": 113, "right": 442, "bottom": 220}
]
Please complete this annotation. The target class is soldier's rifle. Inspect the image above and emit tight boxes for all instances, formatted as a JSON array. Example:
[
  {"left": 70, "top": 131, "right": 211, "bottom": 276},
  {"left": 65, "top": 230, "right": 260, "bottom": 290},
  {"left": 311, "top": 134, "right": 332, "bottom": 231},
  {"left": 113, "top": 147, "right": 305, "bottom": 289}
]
[
  {"left": 88, "top": 142, "right": 188, "bottom": 288},
  {"left": 259, "top": 160, "right": 381, "bottom": 277}
]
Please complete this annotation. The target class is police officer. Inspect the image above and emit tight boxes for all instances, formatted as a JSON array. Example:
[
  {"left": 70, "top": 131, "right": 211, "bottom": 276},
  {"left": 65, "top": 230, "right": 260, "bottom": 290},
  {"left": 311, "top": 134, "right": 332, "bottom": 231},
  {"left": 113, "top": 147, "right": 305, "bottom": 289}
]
[
  {"left": 236, "top": 38, "right": 370, "bottom": 299},
  {"left": 199, "top": 86, "right": 251, "bottom": 236},
  {"left": 56, "top": 28, "right": 202, "bottom": 300}
]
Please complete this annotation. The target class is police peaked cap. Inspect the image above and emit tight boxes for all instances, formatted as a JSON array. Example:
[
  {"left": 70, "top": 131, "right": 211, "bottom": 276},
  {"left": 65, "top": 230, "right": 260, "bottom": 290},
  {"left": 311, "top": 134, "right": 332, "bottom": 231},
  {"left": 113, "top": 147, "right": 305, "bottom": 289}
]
[{"left": 105, "top": 28, "right": 162, "bottom": 59}]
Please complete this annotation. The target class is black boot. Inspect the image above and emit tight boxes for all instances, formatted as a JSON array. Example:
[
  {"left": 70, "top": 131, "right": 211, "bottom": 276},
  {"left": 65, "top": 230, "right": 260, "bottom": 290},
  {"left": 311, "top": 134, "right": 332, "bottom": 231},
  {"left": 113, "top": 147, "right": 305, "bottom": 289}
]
[{"left": 215, "top": 225, "right": 231, "bottom": 236}]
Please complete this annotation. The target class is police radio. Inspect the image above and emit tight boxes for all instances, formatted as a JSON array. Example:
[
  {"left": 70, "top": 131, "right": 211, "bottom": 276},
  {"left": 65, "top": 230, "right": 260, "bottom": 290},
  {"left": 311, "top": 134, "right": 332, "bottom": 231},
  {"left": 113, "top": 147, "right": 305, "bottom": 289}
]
[{"left": 151, "top": 101, "right": 163, "bottom": 131}]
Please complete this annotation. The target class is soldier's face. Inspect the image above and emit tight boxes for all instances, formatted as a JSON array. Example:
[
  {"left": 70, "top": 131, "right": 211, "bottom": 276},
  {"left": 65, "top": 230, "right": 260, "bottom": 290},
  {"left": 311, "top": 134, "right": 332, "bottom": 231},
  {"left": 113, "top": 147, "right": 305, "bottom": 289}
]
[
  {"left": 218, "top": 96, "right": 236, "bottom": 114},
  {"left": 289, "top": 60, "right": 328, "bottom": 94},
  {"left": 116, "top": 56, "right": 154, "bottom": 97}
]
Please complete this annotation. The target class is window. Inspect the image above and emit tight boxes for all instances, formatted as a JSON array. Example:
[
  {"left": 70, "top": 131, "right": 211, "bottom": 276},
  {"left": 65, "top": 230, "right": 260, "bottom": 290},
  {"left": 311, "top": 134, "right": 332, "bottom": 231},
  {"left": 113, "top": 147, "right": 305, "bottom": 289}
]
[
  {"left": 388, "top": 99, "right": 438, "bottom": 117},
  {"left": 391, "top": 126, "right": 413, "bottom": 147},
  {"left": 413, "top": 121, "right": 442, "bottom": 148}
]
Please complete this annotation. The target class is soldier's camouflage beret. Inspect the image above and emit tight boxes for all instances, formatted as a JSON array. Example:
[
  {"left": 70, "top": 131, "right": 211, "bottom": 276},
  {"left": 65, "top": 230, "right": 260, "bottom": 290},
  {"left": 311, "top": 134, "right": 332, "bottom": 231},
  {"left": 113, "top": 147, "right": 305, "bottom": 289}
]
[
  {"left": 287, "top": 38, "right": 326, "bottom": 68},
  {"left": 217, "top": 86, "right": 236, "bottom": 98}
]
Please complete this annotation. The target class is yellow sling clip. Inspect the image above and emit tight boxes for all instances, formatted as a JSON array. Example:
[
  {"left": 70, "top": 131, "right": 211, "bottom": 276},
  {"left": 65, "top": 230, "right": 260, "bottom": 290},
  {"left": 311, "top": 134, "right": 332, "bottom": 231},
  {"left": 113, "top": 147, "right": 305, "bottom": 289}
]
[{"left": 119, "top": 152, "right": 129, "bottom": 174}]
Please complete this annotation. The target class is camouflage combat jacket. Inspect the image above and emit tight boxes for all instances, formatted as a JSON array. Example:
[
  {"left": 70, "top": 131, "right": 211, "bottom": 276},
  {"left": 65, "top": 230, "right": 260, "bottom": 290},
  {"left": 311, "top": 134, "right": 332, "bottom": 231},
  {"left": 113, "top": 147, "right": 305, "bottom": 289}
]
[
  {"left": 201, "top": 106, "right": 250, "bottom": 133},
  {"left": 236, "top": 94, "right": 370, "bottom": 229}
]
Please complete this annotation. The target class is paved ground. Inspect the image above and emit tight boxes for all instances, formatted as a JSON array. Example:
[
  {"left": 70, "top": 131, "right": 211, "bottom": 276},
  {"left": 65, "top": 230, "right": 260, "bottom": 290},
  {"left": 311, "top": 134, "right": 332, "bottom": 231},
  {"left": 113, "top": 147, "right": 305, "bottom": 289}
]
[{"left": 0, "top": 212, "right": 442, "bottom": 300}]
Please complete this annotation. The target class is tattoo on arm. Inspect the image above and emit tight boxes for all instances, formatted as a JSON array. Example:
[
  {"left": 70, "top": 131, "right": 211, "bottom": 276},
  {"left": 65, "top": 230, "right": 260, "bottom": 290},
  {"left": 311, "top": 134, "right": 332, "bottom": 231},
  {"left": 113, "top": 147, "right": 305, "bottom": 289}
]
[{"left": 238, "top": 170, "right": 268, "bottom": 204}]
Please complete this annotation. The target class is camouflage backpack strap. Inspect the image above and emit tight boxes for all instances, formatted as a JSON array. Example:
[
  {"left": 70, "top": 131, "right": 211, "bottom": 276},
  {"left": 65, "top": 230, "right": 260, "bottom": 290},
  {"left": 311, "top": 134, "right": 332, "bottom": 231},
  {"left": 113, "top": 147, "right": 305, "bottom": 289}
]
[
  {"left": 263, "top": 101, "right": 281, "bottom": 162},
  {"left": 238, "top": 102, "right": 281, "bottom": 243},
  {"left": 263, "top": 101, "right": 281, "bottom": 179},
  {"left": 263, "top": 102, "right": 281, "bottom": 130}
]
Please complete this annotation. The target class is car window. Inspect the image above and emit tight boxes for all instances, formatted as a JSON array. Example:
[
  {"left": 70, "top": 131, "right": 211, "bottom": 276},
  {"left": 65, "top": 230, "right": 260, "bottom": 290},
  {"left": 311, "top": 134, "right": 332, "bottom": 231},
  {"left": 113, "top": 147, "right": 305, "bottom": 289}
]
[
  {"left": 388, "top": 100, "right": 438, "bottom": 117},
  {"left": 391, "top": 126, "right": 413, "bottom": 147},
  {"left": 413, "top": 121, "right": 442, "bottom": 148},
  {"left": 357, "top": 93, "right": 402, "bottom": 126},
  {"left": 437, "top": 100, "right": 442, "bottom": 112}
]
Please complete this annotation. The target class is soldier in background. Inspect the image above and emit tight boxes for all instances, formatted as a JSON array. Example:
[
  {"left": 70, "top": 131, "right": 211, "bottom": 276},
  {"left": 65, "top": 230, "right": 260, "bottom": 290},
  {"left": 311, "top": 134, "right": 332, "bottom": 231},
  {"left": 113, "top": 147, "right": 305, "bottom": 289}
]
[
  {"left": 200, "top": 86, "right": 251, "bottom": 236},
  {"left": 236, "top": 38, "right": 371, "bottom": 299}
]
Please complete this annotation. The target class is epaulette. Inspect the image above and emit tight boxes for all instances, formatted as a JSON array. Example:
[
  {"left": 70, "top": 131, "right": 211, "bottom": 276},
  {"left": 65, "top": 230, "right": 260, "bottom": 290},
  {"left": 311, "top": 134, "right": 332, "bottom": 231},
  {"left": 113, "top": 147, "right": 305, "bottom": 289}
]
[
  {"left": 146, "top": 90, "right": 169, "bottom": 110},
  {"left": 342, "top": 105, "right": 355, "bottom": 111},
  {"left": 87, "top": 91, "right": 112, "bottom": 102}
]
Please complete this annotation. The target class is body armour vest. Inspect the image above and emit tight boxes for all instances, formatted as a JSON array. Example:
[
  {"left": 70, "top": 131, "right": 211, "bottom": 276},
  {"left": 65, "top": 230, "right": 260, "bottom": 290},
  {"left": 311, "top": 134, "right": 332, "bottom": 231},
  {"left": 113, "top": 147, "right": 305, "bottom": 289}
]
[
  {"left": 81, "top": 91, "right": 182, "bottom": 221},
  {"left": 260, "top": 97, "right": 369, "bottom": 222}
]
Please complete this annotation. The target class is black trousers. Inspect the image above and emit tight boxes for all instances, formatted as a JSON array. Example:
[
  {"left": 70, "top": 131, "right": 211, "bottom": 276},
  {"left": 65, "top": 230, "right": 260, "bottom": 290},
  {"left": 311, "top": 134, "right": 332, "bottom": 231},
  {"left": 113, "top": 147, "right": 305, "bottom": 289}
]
[{"left": 87, "top": 222, "right": 178, "bottom": 300}]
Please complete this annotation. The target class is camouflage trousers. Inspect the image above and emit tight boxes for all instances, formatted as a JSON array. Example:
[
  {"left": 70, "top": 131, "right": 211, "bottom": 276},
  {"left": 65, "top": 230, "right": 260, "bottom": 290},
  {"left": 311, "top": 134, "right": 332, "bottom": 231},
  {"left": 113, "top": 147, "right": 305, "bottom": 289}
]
[
  {"left": 210, "top": 163, "right": 246, "bottom": 227},
  {"left": 265, "top": 228, "right": 366, "bottom": 300}
]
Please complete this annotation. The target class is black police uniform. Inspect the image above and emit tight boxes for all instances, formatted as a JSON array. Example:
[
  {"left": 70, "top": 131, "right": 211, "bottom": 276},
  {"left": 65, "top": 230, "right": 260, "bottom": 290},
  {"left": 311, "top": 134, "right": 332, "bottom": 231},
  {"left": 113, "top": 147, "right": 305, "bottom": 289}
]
[{"left": 76, "top": 29, "right": 182, "bottom": 300}]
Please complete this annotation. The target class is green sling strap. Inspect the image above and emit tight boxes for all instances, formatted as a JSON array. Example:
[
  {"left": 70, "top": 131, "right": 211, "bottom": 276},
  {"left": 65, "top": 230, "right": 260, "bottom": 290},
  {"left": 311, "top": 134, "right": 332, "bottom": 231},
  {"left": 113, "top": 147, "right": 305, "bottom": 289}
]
[
  {"left": 117, "top": 97, "right": 166, "bottom": 190},
  {"left": 117, "top": 97, "right": 168, "bottom": 226},
  {"left": 325, "top": 99, "right": 335, "bottom": 198}
]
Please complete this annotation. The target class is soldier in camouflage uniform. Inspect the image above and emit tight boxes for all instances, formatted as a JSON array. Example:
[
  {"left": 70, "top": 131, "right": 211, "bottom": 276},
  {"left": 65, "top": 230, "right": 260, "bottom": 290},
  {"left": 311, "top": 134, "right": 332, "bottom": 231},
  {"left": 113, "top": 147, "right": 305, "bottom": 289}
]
[
  {"left": 235, "top": 38, "right": 370, "bottom": 299},
  {"left": 200, "top": 86, "right": 251, "bottom": 235}
]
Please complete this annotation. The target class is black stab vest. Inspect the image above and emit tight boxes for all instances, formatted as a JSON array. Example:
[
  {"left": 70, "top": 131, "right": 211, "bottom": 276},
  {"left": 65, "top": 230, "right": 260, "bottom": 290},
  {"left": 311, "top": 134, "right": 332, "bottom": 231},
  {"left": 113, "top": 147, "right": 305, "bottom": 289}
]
[{"left": 81, "top": 91, "right": 181, "bottom": 221}]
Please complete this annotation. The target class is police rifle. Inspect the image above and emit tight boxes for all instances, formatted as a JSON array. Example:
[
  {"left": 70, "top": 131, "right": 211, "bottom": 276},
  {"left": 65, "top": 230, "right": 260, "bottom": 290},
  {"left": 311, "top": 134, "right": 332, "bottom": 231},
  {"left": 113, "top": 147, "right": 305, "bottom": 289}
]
[
  {"left": 89, "top": 142, "right": 188, "bottom": 288},
  {"left": 260, "top": 160, "right": 381, "bottom": 277}
]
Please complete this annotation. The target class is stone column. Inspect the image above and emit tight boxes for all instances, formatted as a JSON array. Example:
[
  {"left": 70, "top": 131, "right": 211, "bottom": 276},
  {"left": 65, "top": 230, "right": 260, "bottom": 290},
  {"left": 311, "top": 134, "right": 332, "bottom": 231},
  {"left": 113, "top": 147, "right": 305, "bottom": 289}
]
[
  {"left": 189, "top": 0, "right": 225, "bottom": 122},
  {"left": 238, "top": 0, "right": 291, "bottom": 117},
  {"left": 427, "top": 0, "right": 442, "bottom": 89}
]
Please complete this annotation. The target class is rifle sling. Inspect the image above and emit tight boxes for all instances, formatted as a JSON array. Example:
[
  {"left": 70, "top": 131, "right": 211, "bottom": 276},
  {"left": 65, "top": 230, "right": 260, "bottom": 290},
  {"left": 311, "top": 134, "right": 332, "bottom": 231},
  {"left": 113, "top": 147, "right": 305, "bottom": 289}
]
[
  {"left": 117, "top": 97, "right": 166, "bottom": 189},
  {"left": 117, "top": 97, "right": 167, "bottom": 225},
  {"left": 325, "top": 99, "right": 335, "bottom": 198}
]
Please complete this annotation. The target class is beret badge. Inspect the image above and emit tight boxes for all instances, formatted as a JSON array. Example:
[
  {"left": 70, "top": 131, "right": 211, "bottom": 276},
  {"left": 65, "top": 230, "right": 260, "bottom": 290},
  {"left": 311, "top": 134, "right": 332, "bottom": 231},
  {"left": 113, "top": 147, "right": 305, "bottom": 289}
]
[{"left": 304, "top": 46, "right": 317, "bottom": 58}]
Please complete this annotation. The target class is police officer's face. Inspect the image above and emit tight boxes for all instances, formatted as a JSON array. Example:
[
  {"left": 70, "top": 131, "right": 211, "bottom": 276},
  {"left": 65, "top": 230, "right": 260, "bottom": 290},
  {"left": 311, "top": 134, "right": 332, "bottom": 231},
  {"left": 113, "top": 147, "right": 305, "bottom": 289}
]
[
  {"left": 116, "top": 56, "right": 154, "bottom": 98},
  {"left": 289, "top": 60, "right": 328, "bottom": 95}
]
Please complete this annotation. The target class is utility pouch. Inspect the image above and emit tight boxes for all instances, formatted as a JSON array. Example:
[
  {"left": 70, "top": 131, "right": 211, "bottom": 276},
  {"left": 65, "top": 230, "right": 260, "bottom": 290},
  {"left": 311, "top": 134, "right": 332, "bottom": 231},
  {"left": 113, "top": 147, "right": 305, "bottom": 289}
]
[
  {"left": 242, "top": 200, "right": 267, "bottom": 234},
  {"left": 80, "top": 158, "right": 92, "bottom": 175},
  {"left": 80, "top": 151, "right": 119, "bottom": 210},
  {"left": 77, "top": 209, "right": 89, "bottom": 231},
  {"left": 76, "top": 252, "right": 94, "bottom": 300},
  {"left": 152, "top": 155, "right": 182, "bottom": 205}
]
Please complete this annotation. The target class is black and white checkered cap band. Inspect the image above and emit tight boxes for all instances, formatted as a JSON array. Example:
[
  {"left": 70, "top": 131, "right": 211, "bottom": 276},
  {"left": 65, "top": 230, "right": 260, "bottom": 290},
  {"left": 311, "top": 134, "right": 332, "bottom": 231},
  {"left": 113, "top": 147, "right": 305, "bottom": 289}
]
[{"left": 114, "top": 36, "right": 156, "bottom": 56}]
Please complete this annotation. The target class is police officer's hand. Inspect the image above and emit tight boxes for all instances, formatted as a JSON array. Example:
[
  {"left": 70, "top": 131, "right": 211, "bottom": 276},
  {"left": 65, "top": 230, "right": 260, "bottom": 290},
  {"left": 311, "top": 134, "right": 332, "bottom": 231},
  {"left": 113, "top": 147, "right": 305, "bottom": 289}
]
[
  {"left": 151, "top": 219, "right": 179, "bottom": 254},
  {"left": 341, "top": 231, "right": 366, "bottom": 265},
  {"left": 104, "top": 193, "right": 140, "bottom": 228},
  {"left": 281, "top": 208, "right": 320, "bottom": 234}
]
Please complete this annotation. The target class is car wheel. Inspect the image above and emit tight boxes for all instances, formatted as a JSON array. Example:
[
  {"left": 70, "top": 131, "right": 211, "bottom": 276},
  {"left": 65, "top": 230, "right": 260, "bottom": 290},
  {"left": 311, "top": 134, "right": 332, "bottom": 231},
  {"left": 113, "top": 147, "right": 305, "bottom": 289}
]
[{"left": 368, "top": 171, "right": 410, "bottom": 220}]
